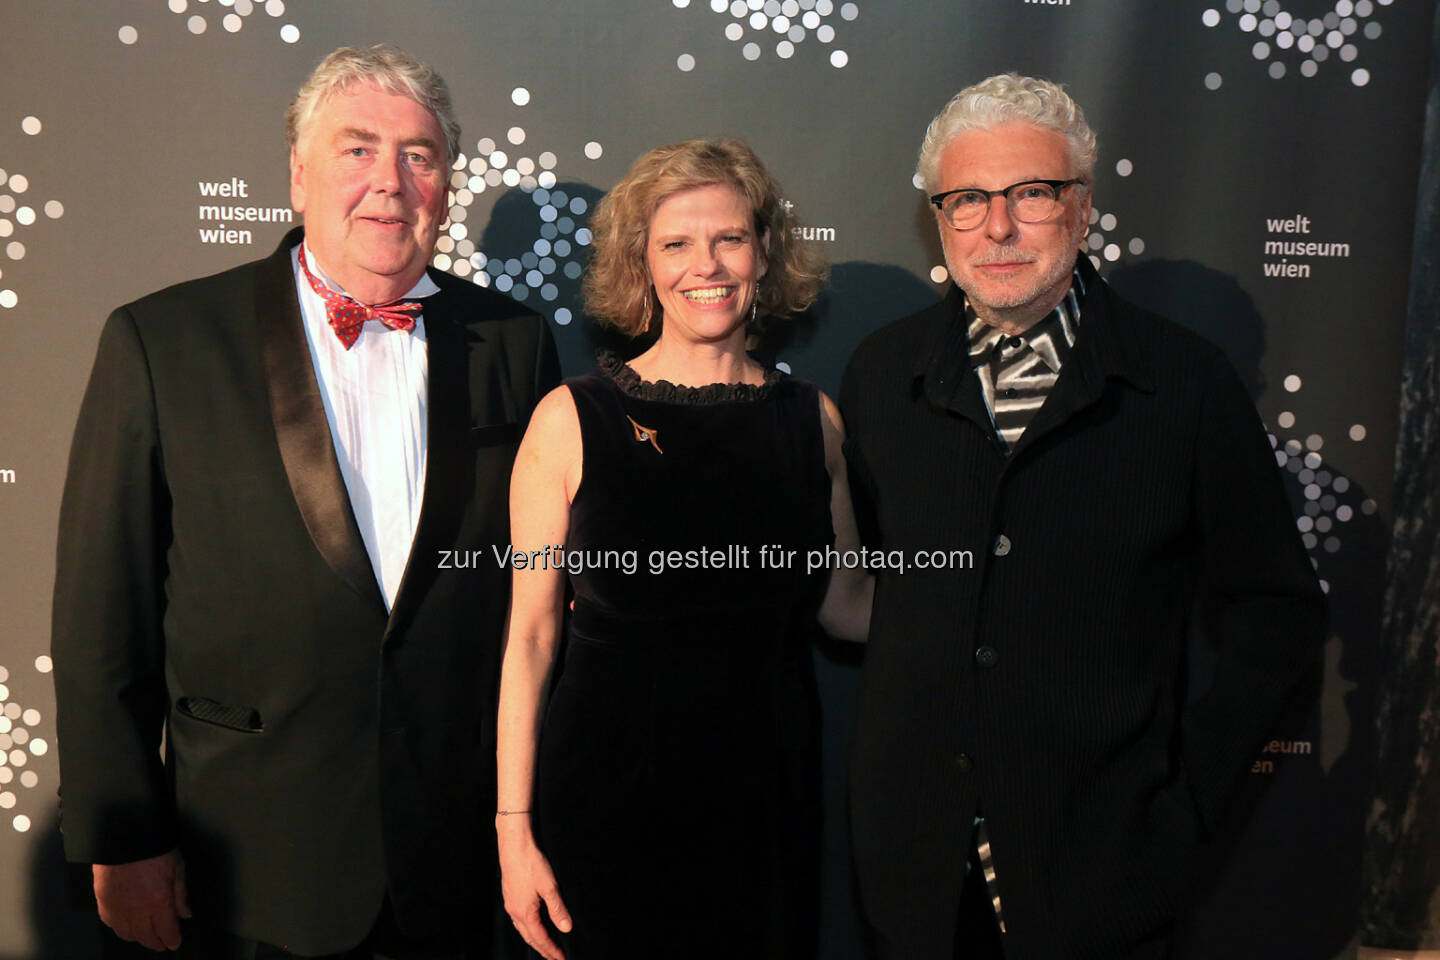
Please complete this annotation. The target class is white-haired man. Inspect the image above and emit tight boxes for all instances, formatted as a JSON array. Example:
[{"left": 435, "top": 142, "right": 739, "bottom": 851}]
[
  {"left": 53, "top": 44, "right": 558, "bottom": 959},
  {"left": 840, "top": 74, "right": 1324, "bottom": 958}
]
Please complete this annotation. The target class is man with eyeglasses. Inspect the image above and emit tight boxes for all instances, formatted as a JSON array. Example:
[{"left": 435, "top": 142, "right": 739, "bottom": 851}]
[{"left": 839, "top": 74, "right": 1324, "bottom": 959}]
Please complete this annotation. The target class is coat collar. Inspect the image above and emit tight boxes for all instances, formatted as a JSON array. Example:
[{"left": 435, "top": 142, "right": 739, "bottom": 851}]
[
  {"left": 1065, "top": 254, "right": 1156, "bottom": 395},
  {"left": 909, "top": 255, "right": 1155, "bottom": 441}
]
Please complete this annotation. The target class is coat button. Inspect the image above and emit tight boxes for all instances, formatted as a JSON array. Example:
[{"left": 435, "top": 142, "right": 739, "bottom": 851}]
[
  {"left": 992, "top": 534, "right": 1011, "bottom": 557},
  {"left": 956, "top": 753, "right": 974, "bottom": 773},
  {"left": 975, "top": 646, "right": 998, "bottom": 667}
]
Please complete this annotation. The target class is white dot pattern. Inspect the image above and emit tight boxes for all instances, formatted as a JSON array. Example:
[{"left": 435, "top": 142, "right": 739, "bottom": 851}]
[
  {"left": 1202, "top": 0, "right": 1389, "bottom": 87},
  {"left": 1075, "top": 160, "right": 1148, "bottom": 273},
  {"left": 0, "top": 661, "right": 52, "bottom": 832},
  {"left": 669, "top": 0, "right": 858, "bottom": 69},
  {"left": 430, "top": 89, "right": 602, "bottom": 328},
  {"left": 119, "top": 0, "right": 296, "bottom": 43},
  {"left": 1266, "top": 374, "right": 1373, "bottom": 587},
  {"left": 0, "top": 160, "right": 66, "bottom": 312}
]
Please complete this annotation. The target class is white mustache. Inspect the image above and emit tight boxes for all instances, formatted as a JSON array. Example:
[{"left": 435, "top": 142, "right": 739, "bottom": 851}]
[{"left": 970, "top": 248, "right": 1038, "bottom": 266}]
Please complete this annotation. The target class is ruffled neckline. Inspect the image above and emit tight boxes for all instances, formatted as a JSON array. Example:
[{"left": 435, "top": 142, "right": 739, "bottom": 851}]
[{"left": 598, "top": 351, "right": 780, "bottom": 404}]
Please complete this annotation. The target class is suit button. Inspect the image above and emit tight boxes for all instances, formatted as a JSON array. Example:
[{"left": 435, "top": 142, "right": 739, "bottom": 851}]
[
  {"left": 975, "top": 645, "right": 998, "bottom": 667},
  {"left": 956, "top": 753, "right": 974, "bottom": 773},
  {"left": 992, "top": 534, "right": 1011, "bottom": 557}
]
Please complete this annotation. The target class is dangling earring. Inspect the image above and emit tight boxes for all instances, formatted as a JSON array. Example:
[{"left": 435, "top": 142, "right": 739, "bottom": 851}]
[
  {"left": 642, "top": 289, "right": 651, "bottom": 334},
  {"left": 750, "top": 262, "right": 765, "bottom": 327}
]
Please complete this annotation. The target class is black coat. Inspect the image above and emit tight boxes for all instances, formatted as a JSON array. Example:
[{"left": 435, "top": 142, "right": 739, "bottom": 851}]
[
  {"left": 51, "top": 226, "right": 559, "bottom": 954},
  {"left": 839, "top": 259, "right": 1324, "bottom": 959}
]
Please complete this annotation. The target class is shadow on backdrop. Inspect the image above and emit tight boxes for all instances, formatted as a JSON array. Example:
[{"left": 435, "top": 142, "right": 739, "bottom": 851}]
[
  {"left": 1110, "top": 258, "right": 1381, "bottom": 960},
  {"left": 778, "top": 258, "right": 940, "bottom": 398},
  {"left": 474, "top": 181, "right": 605, "bottom": 379},
  {"left": 802, "top": 260, "right": 953, "bottom": 960},
  {"left": 20, "top": 808, "right": 105, "bottom": 960}
]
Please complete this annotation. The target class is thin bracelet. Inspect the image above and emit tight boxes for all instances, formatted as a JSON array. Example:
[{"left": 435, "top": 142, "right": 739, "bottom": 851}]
[{"left": 496, "top": 809, "right": 532, "bottom": 816}]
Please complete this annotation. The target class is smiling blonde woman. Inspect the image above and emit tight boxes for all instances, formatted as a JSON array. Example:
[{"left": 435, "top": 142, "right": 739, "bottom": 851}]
[{"left": 495, "top": 138, "right": 871, "bottom": 960}]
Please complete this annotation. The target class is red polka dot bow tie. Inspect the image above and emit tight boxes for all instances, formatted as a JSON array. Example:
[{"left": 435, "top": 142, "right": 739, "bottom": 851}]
[{"left": 297, "top": 244, "right": 422, "bottom": 350}]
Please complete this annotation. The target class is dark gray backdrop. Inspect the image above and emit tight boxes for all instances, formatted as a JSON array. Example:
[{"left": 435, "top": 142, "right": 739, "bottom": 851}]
[{"left": 1, "top": 1, "right": 1434, "bottom": 957}]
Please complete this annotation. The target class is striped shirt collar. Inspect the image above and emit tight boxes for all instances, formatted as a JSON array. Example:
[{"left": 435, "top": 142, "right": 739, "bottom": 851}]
[
  {"left": 966, "top": 268, "right": 1086, "bottom": 375},
  {"left": 911, "top": 255, "right": 1157, "bottom": 421}
]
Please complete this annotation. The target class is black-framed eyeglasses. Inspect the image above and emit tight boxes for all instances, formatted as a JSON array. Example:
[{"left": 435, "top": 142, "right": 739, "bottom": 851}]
[{"left": 929, "top": 178, "right": 1086, "bottom": 230}]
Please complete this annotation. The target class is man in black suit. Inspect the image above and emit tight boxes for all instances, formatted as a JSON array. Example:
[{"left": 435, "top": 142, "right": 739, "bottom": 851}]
[
  {"left": 51, "top": 44, "right": 558, "bottom": 959},
  {"left": 840, "top": 74, "right": 1324, "bottom": 959}
]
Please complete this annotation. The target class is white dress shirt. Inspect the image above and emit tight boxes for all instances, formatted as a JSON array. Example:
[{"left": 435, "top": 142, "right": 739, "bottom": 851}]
[{"left": 291, "top": 242, "right": 439, "bottom": 611}]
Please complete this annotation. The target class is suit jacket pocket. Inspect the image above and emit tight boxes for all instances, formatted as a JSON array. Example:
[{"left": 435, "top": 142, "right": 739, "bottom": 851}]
[
  {"left": 471, "top": 422, "right": 521, "bottom": 447},
  {"left": 175, "top": 696, "right": 264, "bottom": 733}
]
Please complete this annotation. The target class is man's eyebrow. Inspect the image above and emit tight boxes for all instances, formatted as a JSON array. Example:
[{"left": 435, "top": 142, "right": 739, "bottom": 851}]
[
  {"left": 331, "top": 129, "right": 442, "bottom": 158},
  {"left": 954, "top": 176, "right": 1056, "bottom": 189},
  {"left": 335, "top": 128, "right": 440, "bottom": 153}
]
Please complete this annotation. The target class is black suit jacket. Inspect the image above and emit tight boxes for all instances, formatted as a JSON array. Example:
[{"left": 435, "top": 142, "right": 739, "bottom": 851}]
[
  {"left": 52, "top": 226, "right": 560, "bottom": 954},
  {"left": 839, "top": 257, "right": 1324, "bottom": 959}
]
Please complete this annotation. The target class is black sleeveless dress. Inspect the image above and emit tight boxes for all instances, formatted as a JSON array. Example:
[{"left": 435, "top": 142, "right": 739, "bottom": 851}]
[{"left": 533, "top": 353, "right": 831, "bottom": 959}]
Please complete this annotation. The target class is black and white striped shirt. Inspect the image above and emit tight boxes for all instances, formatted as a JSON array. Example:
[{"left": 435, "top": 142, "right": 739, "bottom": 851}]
[
  {"left": 966, "top": 269, "right": 1086, "bottom": 452},
  {"left": 960, "top": 269, "right": 1087, "bottom": 928}
]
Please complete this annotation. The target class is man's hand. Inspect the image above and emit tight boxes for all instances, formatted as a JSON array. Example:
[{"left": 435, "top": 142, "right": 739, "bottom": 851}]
[{"left": 93, "top": 849, "right": 191, "bottom": 951}]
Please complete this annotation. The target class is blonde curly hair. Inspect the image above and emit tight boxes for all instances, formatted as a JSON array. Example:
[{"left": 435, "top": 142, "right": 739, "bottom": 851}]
[{"left": 582, "top": 138, "right": 826, "bottom": 336}]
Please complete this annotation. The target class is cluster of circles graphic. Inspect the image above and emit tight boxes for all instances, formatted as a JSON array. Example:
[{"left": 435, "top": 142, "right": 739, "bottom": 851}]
[
  {"left": 118, "top": 0, "right": 299, "bottom": 45},
  {"left": 432, "top": 88, "right": 603, "bottom": 327},
  {"left": 671, "top": 0, "right": 859, "bottom": 71},
  {"left": 1, "top": 117, "right": 68, "bottom": 311},
  {"left": 920, "top": 157, "right": 1146, "bottom": 286},
  {"left": 1201, "top": 0, "right": 1390, "bottom": 89},
  {"left": 1268, "top": 372, "right": 1376, "bottom": 595},
  {"left": 0, "top": 656, "right": 54, "bottom": 835}
]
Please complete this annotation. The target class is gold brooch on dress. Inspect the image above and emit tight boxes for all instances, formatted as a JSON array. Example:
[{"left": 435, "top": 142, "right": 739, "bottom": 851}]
[{"left": 626, "top": 415, "right": 663, "bottom": 454}]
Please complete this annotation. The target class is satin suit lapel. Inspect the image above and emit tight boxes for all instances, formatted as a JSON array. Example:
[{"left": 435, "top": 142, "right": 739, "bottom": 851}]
[
  {"left": 254, "top": 233, "right": 387, "bottom": 614},
  {"left": 255, "top": 233, "right": 504, "bottom": 635}
]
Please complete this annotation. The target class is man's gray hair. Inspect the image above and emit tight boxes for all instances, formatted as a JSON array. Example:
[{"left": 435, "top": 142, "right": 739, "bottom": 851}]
[
  {"left": 286, "top": 44, "right": 461, "bottom": 167},
  {"left": 915, "top": 73, "right": 1097, "bottom": 194}
]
